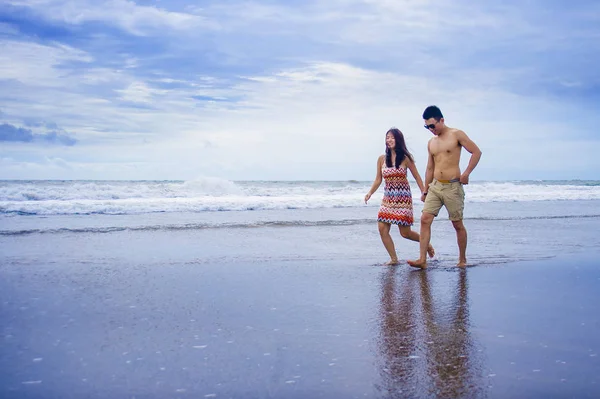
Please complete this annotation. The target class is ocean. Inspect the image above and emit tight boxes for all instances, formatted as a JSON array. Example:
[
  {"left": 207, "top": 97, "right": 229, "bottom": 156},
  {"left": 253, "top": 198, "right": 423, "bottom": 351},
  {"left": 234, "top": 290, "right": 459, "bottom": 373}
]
[
  {"left": 2, "top": 179, "right": 600, "bottom": 398},
  {"left": 2, "top": 178, "right": 600, "bottom": 265}
]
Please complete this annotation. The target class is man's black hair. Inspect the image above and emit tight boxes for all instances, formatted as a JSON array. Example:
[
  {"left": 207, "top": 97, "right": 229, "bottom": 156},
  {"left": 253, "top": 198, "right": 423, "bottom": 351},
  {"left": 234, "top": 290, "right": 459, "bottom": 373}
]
[{"left": 422, "top": 105, "right": 443, "bottom": 121}]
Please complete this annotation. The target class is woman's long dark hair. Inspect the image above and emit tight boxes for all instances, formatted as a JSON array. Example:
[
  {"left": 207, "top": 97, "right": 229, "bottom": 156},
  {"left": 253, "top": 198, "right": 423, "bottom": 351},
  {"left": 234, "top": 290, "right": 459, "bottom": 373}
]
[{"left": 385, "top": 128, "right": 414, "bottom": 168}]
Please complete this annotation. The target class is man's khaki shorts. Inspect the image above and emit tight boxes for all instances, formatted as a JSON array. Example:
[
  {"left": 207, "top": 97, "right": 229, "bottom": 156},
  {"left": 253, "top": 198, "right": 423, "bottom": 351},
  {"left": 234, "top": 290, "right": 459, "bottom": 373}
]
[{"left": 423, "top": 180, "right": 465, "bottom": 221}]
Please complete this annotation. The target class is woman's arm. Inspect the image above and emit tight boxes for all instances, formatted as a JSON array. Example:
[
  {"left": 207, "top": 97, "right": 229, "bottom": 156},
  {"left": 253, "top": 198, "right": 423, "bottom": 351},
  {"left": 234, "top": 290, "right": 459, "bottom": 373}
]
[
  {"left": 364, "top": 155, "right": 384, "bottom": 203},
  {"left": 407, "top": 158, "right": 425, "bottom": 194}
]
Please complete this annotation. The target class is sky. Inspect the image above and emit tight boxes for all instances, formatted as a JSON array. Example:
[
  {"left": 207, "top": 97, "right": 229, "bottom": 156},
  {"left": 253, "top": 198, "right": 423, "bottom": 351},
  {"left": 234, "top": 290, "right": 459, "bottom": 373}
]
[{"left": 1, "top": 0, "right": 599, "bottom": 181}]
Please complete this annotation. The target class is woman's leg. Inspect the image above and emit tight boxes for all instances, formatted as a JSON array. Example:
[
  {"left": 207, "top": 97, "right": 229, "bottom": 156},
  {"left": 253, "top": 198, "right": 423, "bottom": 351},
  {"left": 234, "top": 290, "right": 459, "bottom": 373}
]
[
  {"left": 399, "top": 225, "right": 435, "bottom": 258},
  {"left": 399, "top": 225, "right": 419, "bottom": 242},
  {"left": 378, "top": 222, "right": 398, "bottom": 264}
]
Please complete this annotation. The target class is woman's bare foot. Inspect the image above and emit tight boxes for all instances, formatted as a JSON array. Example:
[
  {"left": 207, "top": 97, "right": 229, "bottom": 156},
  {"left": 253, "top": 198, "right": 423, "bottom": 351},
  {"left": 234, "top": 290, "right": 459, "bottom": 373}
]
[
  {"left": 407, "top": 258, "right": 427, "bottom": 269},
  {"left": 456, "top": 259, "right": 467, "bottom": 268},
  {"left": 385, "top": 259, "right": 399, "bottom": 265},
  {"left": 427, "top": 244, "right": 435, "bottom": 258}
]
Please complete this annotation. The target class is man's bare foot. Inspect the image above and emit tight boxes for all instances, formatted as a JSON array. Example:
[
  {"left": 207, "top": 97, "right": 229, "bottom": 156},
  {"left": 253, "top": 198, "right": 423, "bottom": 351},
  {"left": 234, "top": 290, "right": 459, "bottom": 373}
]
[
  {"left": 457, "top": 259, "right": 467, "bottom": 268},
  {"left": 407, "top": 258, "right": 427, "bottom": 269},
  {"left": 427, "top": 244, "right": 435, "bottom": 258},
  {"left": 384, "top": 259, "right": 399, "bottom": 265}
]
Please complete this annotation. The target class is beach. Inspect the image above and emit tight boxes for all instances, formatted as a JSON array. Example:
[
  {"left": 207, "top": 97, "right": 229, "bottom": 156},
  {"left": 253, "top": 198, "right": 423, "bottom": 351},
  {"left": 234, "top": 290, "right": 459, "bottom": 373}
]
[
  {"left": 1, "top": 180, "right": 600, "bottom": 398},
  {"left": 3, "top": 0, "right": 599, "bottom": 397}
]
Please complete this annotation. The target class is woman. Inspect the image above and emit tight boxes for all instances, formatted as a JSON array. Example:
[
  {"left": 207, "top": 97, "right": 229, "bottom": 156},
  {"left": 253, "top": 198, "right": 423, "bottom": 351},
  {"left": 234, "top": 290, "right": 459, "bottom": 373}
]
[{"left": 365, "top": 128, "right": 435, "bottom": 265}]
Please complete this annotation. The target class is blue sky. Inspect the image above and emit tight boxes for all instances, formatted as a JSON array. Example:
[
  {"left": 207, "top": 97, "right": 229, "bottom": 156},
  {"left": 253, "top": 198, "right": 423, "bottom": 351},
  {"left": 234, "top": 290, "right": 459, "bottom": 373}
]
[{"left": 1, "top": 0, "right": 599, "bottom": 181}]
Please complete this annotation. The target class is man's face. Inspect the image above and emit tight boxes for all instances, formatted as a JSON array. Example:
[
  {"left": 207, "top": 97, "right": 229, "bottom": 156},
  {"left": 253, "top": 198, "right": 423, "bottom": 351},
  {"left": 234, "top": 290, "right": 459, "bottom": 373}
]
[{"left": 424, "top": 118, "right": 442, "bottom": 135}]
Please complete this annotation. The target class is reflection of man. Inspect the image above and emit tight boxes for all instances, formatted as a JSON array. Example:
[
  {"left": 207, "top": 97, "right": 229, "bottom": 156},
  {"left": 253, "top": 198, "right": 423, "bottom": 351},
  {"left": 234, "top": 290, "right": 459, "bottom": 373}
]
[
  {"left": 408, "top": 105, "right": 482, "bottom": 268},
  {"left": 376, "top": 269, "right": 484, "bottom": 398},
  {"left": 419, "top": 271, "right": 481, "bottom": 399}
]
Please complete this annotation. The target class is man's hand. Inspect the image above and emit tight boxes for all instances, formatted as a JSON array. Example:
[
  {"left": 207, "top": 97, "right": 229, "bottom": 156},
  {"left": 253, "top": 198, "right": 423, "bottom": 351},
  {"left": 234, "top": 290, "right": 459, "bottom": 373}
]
[
  {"left": 420, "top": 192, "right": 427, "bottom": 202},
  {"left": 460, "top": 173, "right": 470, "bottom": 185}
]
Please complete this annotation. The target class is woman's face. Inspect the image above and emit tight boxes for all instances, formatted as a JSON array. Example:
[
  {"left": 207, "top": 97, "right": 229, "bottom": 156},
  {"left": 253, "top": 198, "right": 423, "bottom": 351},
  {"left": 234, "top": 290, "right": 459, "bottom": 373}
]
[{"left": 386, "top": 132, "right": 396, "bottom": 149}]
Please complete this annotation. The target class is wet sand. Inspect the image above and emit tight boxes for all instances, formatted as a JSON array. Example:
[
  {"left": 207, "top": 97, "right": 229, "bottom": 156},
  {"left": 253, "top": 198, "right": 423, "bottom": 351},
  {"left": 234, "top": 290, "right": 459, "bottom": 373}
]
[{"left": 1, "top": 234, "right": 599, "bottom": 399}]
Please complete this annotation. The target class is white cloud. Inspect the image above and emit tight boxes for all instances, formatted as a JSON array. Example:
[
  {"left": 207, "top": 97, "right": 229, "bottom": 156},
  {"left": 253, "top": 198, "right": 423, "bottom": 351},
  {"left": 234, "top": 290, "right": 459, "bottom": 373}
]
[
  {"left": 5, "top": 0, "right": 215, "bottom": 35},
  {"left": 1, "top": 0, "right": 598, "bottom": 180},
  {"left": 0, "top": 41, "right": 92, "bottom": 86},
  {"left": 117, "top": 81, "right": 167, "bottom": 103},
  {"left": 1, "top": 36, "right": 595, "bottom": 180},
  {"left": 0, "top": 22, "right": 20, "bottom": 35}
]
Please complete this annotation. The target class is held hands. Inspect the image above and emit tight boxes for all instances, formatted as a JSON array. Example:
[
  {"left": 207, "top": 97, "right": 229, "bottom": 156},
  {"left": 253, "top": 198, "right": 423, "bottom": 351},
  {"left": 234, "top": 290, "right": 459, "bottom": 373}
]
[
  {"left": 420, "top": 192, "right": 427, "bottom": 202},
  {"left": 460, "top": 173, "right": 470, "bottom": 185},
  {"left": 364, "top": 192, "right": 372, "bottom": 204}
]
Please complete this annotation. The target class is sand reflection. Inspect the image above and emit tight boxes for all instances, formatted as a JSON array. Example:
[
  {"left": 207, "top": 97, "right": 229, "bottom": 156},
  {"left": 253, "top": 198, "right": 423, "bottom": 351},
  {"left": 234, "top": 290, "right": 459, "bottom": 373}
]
[{"left": 376, "top": 268, "right": 486, "bottom": 398}]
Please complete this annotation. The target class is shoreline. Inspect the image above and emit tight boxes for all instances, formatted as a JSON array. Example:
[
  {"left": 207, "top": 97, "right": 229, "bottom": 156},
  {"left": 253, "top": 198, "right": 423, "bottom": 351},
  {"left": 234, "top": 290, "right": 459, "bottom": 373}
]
[{"left": 1, "top": 248, "right": 599, "bottom": 398}]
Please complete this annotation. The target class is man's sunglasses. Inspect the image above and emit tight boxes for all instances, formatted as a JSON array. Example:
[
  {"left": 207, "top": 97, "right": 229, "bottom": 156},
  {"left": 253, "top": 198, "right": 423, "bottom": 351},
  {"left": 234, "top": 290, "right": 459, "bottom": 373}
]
[{"left": 424, "top": 122, "right": 437, "bottom": 130}]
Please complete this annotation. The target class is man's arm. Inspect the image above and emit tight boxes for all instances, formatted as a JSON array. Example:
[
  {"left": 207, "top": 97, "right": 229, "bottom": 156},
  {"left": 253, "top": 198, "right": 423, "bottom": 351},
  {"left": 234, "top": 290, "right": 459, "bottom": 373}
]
[
  {"left": 457, "top": 130, "right": 482, "bottom": 184},
  {"left": 421, "top": 142, "right": 435, "bottom": 202}
]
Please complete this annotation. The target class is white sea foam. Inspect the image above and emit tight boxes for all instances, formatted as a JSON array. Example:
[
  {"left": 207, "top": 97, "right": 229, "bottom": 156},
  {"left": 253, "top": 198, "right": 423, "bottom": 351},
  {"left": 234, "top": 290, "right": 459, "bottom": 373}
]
[{"left": 1, "top": 179, "right": 599, "bottom": 215}]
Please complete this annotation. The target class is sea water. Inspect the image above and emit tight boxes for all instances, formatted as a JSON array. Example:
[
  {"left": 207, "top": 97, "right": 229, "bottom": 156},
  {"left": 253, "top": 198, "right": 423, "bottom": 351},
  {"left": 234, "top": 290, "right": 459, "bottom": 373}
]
[
  {"left": 2, "top": 179, "right": 600, "bottom": 398},
  {"left": 1, "top": 179, "right": 599, "bottom": 265}
]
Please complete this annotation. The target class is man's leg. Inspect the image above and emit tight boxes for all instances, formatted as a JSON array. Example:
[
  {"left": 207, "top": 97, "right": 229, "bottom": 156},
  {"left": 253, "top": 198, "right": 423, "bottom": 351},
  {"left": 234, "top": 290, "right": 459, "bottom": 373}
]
[
  {"left": 452, "top": 219, "right": 467, "bottom": 267},
  {"left": 447, "top": 183, "right": 467, "bottom": 267},
  {"left": 378, "top": 222, "right": 398, "bottom": 265},
  {"left": 407, "top": 212, "right": 435, "bottom": 269}
]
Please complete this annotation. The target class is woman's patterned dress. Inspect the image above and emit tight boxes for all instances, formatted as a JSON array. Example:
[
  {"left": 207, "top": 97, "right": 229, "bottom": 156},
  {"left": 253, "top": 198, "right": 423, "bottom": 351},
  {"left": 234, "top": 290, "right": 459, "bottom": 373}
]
[{"left": 377, "top": 165, "right": 414, "bottom": 226}]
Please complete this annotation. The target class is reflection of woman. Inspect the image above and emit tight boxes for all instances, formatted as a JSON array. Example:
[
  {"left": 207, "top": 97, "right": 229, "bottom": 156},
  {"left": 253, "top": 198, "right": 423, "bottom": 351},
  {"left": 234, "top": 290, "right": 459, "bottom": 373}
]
[
  {"left": 365, "top": 128, "right": 434, "bottom": 265},
  {"left": 376, "top": 267, "right": 418, "bottom": 398},
  {"left": 376, "top": 269, "right": 485, "bottom": 398}
]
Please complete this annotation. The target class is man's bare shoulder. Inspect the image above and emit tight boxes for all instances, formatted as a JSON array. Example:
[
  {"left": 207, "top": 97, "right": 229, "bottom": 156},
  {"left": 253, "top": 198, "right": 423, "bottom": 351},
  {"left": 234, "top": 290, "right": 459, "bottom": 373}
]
[
  {"left": 449, "top": 128, "right": 469, "bottom": 139},
  {"left": 448, "top": 127, "right": 465, "bottom": 135},
  {"left": 426, "top": 137, "right": 436, "bottom": 151}
]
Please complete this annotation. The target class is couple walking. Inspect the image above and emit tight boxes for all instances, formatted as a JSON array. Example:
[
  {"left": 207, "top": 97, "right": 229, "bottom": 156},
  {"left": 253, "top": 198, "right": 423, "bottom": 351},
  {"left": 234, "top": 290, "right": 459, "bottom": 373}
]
[{"left": 364, "top": 106, "right": 482, "bottom": 268}]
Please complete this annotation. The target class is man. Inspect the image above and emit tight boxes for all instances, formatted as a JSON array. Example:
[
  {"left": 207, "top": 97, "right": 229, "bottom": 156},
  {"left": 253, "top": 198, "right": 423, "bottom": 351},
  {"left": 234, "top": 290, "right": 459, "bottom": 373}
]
[{"left": 407, "top": 106, "right": 482, "bottom": 268}]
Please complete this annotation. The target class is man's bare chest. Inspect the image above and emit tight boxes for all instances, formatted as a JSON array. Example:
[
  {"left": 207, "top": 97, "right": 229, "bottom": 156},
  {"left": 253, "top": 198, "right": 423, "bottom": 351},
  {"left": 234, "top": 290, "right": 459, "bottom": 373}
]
[{"left": 431, "top": 139, "right": 460, "bottom": 157}]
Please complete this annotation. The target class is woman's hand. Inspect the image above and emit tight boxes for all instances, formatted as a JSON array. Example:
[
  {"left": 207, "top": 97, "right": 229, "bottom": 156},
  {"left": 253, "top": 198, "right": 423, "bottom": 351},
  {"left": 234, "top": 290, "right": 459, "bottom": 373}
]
[{"left": 364, "top": 193, "right": 372, "bottom": 204}]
